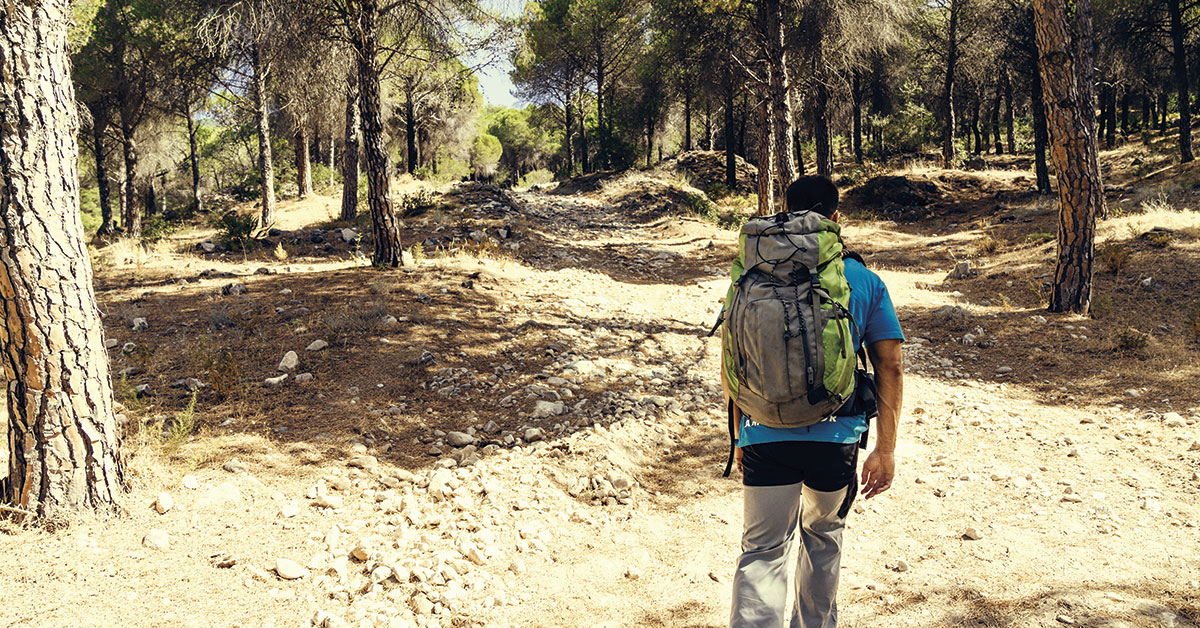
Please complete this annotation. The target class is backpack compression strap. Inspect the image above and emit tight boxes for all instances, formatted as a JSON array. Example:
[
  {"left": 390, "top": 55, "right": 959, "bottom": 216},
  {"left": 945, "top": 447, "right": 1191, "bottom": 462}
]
[{"left": 723, "top": 399, "right": 736, "bottom": 478}]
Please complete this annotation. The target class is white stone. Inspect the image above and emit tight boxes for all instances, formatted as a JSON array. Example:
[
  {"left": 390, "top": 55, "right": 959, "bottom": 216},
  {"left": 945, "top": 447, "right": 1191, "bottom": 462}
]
[
  {"left": 523, "top": 428, "right": 546, "bottom": 442},
  {"left": 279, "top": 351, "right": 300, "bottom": 372},
  {"left": 314, "top": 494, "right": 344, "bottom": 509},
  {"left": 280, "top": 501, "right": 301, "bottom": 518},
  {"left": 131, "top": 317, "right": 148, "bottom": 331},
  {"left": 533, "top": 400, "right": 565, "bottom": 418},
  {"left": 153, "top": 492, "right": 174, "bottom": 515},
  {"left": 306, "top": 340, "right": 329, "bottom": 352},
  {"left": 142, "top": 529, "right": 169, "bottom": 550},
  {"left": 274, "top": 558, "right": 309, "bottom": 580},
  {"left": 1163, "top": 413, "right": 1187, "bottom": 428},
  {"left": 264, "top": 374, "right": 288, "bottom": 387},
  {"left": 348, "top": 455, "right": 378, "bottom": 470},
  {"left": 181, "top": 475, "right": 199, "bottom": 490},
  {"left": 295, "top": 373, "right": 314, "bottom": 383},
  {"left": 341, "top": 228, "right": 358, "bottom": 243},
  {"left": 962, "top": 527, "right": 984, "bottom": 541}
]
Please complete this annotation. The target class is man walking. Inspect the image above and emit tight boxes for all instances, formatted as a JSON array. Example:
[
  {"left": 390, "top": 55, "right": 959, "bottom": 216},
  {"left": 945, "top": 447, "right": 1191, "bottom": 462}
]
[{"left": 727, "top": 175, "right": 905, "bottom": 628}]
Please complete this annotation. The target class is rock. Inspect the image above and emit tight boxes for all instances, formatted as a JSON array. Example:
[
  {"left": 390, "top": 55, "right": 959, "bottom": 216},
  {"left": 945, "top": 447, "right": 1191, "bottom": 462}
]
[
  {"left": 350, "top": 545, "right": 370, "bottom": 561},
  {"left": 419, "top": 350, "right": 436, "bottom": 366},
  {"left": 264, "top": 374, "right": 288, "bottom": 387},
  {"left": 996, "top": 366, "right": 1013, "bottom": 374},
  {"left": 199, "top": 240, "right": 216, "bottom": 253},
  {"left": 280, "top": 501, "right": 301, "bottom": 518},
  {"left": 565, "top": 360, "right": 596, "bottom": 375},
  {"left": 153, "top": 492, "right": 174, "bottom": 515},
  {"left": 295, "top": 373, "right": 314, "bottom": 383},
  {"left": 446, "top": 432, "right": 475, "bottom": 447},
  {"left": 1163, "top": 413, "right": 1186, "bottom": 428},
  {"left": 1056, "top": 615, "right": 1076, "bottom": 625},
  {"left": 962, "top": 527, "right": 984, "bottom": 541},
  {"left": 347, "top": 454, "right": 378, "bottom": 470},
  {"left": 274, "top": 558, "right": 309, "bottom": 580},
  {"left": 1189, "top": 440, "right": 1200, "bottom": 452},
  {"left": 381, "top": 315, "right": 399, "bottom": 326},
  {"left": 104, "top": 338, "right": 119, "bottom": 350},
  {"left": 222, "top": 458, "right": 247, "bottom": 474},
  {"left": 314, "top": 494, "right": 344, "bottom": 509},
  {"left": 533, "top": 400, "right": 566, "bottom": 418},
  {"left": 306, "top": 339, "right": 329, "bottom": 352},
  {"left": 312, "top": 611, "right": 348, "bottom": 628},
  {"left": 279, "top": 351, "right": 300, "bottom": 372},
  {"left": 181, "top": 475, "right": 199, "bottom": 490},
  {"left": 889, "top": 559, "right": 909, "bottom": 573},
  {"left": 222, "top": 283, "right": 248, "bottom": 296},
  {"left": 340, "top": 228, "right": 358, "bottom": 243},
  {"left": 131, "top": 317, "right": 148, "bottom": 331},
  {"left": 121, "top": 342, "right": 137, "bottom": 354},
  {"left": 947, "top": 261, "right": 974, "bottom": 280},
  {"left": 142, "top": 529, "right": 170, "bottom": 550},
  {"left": 133, "top": 384, "right": 151, "bottom": 397},
  {"left": 624, "top": 567, "right": 643, "bottom": 580},
  {"left": 523, "top": 428, "right": 546, "bottom": 442}
]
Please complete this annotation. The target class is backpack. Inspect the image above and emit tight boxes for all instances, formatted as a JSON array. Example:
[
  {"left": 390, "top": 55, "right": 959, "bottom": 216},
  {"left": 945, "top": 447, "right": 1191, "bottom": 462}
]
[{"left": 709, "top": 211, "right": 860, "bottom": 474}]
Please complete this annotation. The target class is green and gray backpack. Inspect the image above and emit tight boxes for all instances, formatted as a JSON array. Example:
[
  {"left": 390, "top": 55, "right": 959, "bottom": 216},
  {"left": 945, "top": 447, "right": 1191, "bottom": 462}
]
[{"left": 711, "top": 210, "right": 858, "bottom": 472}]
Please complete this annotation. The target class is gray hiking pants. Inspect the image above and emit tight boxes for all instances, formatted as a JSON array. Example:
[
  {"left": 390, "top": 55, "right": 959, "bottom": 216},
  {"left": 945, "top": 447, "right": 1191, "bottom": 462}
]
[{"left": 729, "top": 483, "right": 849, "bottom": 628}]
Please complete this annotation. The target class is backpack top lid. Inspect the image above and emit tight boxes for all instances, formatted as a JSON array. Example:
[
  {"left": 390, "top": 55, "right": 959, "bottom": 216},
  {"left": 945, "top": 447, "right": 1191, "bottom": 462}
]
[{"left": 739, "top": 210, "right": 843, "bottom": 282}]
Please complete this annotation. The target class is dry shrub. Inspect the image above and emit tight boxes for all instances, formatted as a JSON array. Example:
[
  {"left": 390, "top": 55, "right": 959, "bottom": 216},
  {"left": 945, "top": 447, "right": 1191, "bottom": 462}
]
[
  {"left": 1091, "top": 292, "right": 1114, "bottom": 318},
  {"left": 976, "top": 234, "right": 1001, "bottom": 254},
  {"left": 930, "top": 305, "right": 975, "bottom": 332},
  {"left": 1188, "top": 307, "right": 1200, "bottom": 344},
  {"left": 321, "top": 302, "right": 390, "bottom": 338},
  {"left": 1114, "top": 327, "right": 1150, "bottom": 353},
  {"left": 1141, "top": 228, "right": 1175, "bottom": 248},
  {"left": 1096, "top": 244, "right": 1131, "bottom": 275}
]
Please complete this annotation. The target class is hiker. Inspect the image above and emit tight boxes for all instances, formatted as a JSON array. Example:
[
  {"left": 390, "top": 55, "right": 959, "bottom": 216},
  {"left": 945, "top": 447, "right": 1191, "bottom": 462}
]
[{"left": 721, "top": 175, "right": 904, "bottom": 628}]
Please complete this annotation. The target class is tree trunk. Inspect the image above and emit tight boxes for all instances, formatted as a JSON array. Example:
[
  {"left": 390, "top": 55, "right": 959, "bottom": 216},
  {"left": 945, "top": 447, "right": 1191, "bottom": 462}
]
[
  {"left": 1030, "top": 59, "right": 1052, "bottom": 195},
  {"left": 1003, "top": 72, "right": 1016, "bottom": 153},
  {"left": 1158, "top": 91, "right": 1168, "bottom": 133},
  {"left": 251, "top": 43, "right": 276, "bottom": 229},
  {"left": 355, "top": 0, "right": 403, "bottom": 267},
  {"left": 295, "top": 122, "right": 312, "bottom": 199},
  {"left": 971, "top": 94, "right": 982, "bottom": 154},
  {"left": 89, "top": 104, "right": 115, "bottom": 234},
  {"left": 764, "top": 0, "right": 797, "bottom": 189},
  {"left": 724, "top": 71, "right": 736, "bottom": 190},
  {"left": 577, "top": 84, "right": 589, "bottom": 173},
  {"left": 704, "top": 93, "right": 714, "bottom": 150},
  {"left": 564, "top": 98, "right": 574, "bottom": 176},
  {"left": 404, "top": 93, "right": 417, "bottom": 175},
  {"left": 1140, "top": 93, "right": 1150, "bottom": 133},
  {"left": 755, "top": 94, "right": 776, "bottom": 216},
  {"left": 119, "top": 121, "right": 140, "bottom": 238},
  {"left": 683, "top": 87, "right": 692, "bottom": 152},
  {"left": 1034, "top": 0, "right": 1105, "bottom": 314},
  {"left": 1120, "top": 88, "right": 1130, "bottom": 135},
  {"left": 186, "top": 106, "right": 201, "bottom": 214},
  {"left": 990, "top": 81, "right": 1003, "bottom": 154},
  {"left": 941, "top": 0, "right": 960, "bottom": 166},
  {"left": 341, "top": 72, "right": 360, "bottom": 221},
  {"left": 1102, "top": 85, "right": 1116, "bottom": 149},
  {"left": 595, "top": 46, "right": 606, "bottom": 168},
  {"left": 0, "top": 0, "right": 124, "bottom": 515},
  {"left": 852, "top": 72, "right": 864, "bottom": 164},
  {"left": 327, "top": 132, "right": 335, "bottom": 189},
  {"left": 813, "top": 80, "right": 833, "bottom": 176},
  {"left": 1168, "top": 0, "right": 1194, "bottom": 162}
]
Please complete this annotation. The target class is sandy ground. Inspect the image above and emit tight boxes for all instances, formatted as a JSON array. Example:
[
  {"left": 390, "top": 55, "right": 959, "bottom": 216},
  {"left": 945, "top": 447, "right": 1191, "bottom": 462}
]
[{"left": 2, "top": 166, "right": 1199, "bottom": 628}]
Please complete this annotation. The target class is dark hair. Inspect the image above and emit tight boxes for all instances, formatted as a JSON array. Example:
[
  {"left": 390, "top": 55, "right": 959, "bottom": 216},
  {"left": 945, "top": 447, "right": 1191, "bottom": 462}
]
[{"left": 786, "top": 175, "right": 839, "bottom": 217}]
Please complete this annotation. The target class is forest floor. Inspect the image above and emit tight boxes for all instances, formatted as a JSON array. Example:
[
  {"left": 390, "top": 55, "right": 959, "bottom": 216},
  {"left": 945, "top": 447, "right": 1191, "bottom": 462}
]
[{"left": 2, "top": 145, "right": 1200, "bottom": 628}]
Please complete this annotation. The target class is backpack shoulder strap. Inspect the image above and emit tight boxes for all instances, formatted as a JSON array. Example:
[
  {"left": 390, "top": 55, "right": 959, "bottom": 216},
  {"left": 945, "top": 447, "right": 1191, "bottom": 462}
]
[{"left": 843, "top": 248, "right": 866, "bottom": 266}]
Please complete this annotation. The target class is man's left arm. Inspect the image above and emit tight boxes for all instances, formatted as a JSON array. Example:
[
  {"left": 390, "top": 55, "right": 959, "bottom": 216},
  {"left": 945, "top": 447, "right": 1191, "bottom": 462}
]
[{"left": 861, "top": 338, "right": 903, "bottom": 498}]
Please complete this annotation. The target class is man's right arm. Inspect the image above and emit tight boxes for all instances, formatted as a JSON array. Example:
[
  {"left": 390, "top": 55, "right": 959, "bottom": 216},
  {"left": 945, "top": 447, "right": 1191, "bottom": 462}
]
[{"left": 861, "top": 338, "right": 903, "bottom": 498}]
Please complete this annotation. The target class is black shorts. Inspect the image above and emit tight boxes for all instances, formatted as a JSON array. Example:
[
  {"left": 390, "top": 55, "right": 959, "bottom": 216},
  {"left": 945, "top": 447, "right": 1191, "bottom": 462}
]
[{"left": 741, "top": 440, "right": 858, "bottom": 491}]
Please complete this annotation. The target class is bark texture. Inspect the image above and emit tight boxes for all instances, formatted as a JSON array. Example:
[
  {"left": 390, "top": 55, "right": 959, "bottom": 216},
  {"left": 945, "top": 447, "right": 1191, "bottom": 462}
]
[
  {"left": 1168, "top": 0, "right": 1193, "bottom": 162},
  {"left": 941, "top": 0, "right": 960, "bottom": 166},
  {"left": 251, "top": 44, "right": 276, "bottom": 229},
  {"left": 88, "top": 103, "right": 115, "bottom": 234},
  {"left": 755, "top": 92, "right": 776, "bottom": 216},
  {"left": 295, "top": 122, "right": 312, "bottom": 199},
  {"left": 0, "top": 0, "right": 123, "bottom": 514},
  {"left": 354, "top": 0, "right": 403, "bottom": 266},
  {"left": 186, "top": 107, "right": 201, "bottom": 214},
  {"left": 341, "top": 72, "right": 360, "bottom": 221},
  {"left": 1034, "top": 0, "right": 1106, "bottom": 314}
]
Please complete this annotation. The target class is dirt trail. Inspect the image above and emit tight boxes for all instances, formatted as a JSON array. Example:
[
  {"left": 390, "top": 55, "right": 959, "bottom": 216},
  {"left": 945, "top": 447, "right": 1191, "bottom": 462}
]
[{"left": 1, "top": 183, "right": 1198, "bottom": 628}]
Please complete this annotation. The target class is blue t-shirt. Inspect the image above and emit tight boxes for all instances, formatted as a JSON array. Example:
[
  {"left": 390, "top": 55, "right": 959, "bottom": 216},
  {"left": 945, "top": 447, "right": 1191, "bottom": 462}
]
[{"left": 737, "top": 258, "right": 904, "bottom": 446}]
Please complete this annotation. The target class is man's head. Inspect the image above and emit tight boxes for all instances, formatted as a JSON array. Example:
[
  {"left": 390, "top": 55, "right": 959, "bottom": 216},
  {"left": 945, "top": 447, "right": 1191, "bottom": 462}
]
[{"left": 786, "top": 175, "right": 839, "bottom": 220}]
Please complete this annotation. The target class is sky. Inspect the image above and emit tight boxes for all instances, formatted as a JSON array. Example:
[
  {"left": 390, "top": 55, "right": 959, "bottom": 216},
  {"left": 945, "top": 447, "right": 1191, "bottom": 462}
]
[{"left": 470, "top": 0, "right": 524, "bottom": 110}]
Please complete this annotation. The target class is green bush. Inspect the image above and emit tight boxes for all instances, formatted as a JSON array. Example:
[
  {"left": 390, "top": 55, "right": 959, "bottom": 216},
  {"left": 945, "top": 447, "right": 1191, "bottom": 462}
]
[
  {"left": 518, "top": 169, "right": 555, "bottom": 188},
  {"left": 79, "top": 187, "right": 103, "bottom": 233},
  {"left": 140, "top": 215, "right": 176, "bottom": 244},
  {"left": 215, "top": 211, "right": 256, "bottom": 250},
  {"left": 415, "top": 158, "right": 470, "bottom": 183},
  {"left": 311, "top": 163, "right": 340, "bottom": 195},
  {"left": 684, "top": 192, "right": 720, "bottom": 222},
  {"left": 400, "top": 190, "right": 439, "bottom": 218},
  {"left": 704, "top": 183, "right": 731, "bottom": 201}
]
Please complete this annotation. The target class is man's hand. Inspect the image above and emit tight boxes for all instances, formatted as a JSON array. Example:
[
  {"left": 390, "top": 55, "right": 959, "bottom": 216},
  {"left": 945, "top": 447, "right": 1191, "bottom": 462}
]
[
  {"left": 734, "top": 446, "right": 744, "bottom": 475},
  {"left": 860, "top": 449, "right": 894, "bottom": 499}
]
